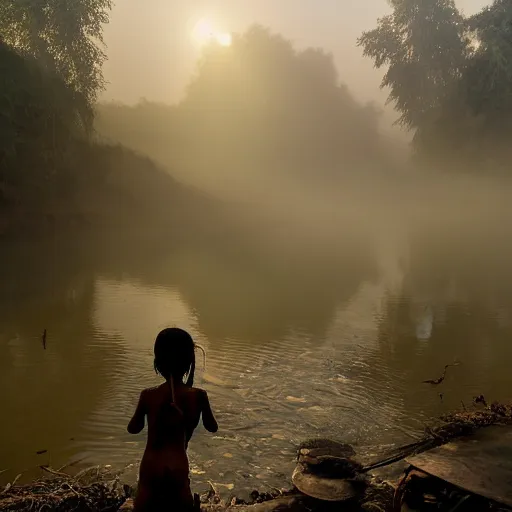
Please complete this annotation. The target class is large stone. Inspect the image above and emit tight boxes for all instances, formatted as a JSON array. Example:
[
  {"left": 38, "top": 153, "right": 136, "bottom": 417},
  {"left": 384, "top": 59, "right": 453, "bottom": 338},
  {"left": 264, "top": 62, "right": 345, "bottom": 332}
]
[{"left": 292, "top": 465, "right": 358, "bottom": 502}]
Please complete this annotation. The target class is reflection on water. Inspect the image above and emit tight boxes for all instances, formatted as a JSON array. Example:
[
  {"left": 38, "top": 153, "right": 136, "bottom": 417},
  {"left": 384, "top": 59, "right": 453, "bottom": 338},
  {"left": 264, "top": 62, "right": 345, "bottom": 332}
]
[{"left": 1, "top": 217, "right": 512, "bottom": 495}]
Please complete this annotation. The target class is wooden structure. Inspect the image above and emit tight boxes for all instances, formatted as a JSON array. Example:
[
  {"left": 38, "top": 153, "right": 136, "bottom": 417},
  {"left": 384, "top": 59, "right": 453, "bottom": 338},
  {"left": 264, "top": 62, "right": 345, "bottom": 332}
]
[{"left": 406, "top": 425, "right": 512, "bottom": 508}]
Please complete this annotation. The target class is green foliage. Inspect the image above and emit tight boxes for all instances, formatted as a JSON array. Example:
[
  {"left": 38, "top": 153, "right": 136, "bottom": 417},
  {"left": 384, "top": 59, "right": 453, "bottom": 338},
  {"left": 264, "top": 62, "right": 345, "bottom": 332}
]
[
  {"left": 0, "top": 0, "right": 113, "bottom": 213},
  {"left": 359, "top": 0, "right": 512, "bottom": 171},
  {"left": 358, "top": 0, "right": 468, "bottom": 131},
  {"left": 464, "top": 1, "right": 512, "bottom": 126},
  {"left": 0, "top": 42, "right": 87, "bottom": 189},
  {"left": 0, "top": 0, "right": 208, "bottom": 234},
  {"left": 0, "top": 0, "right": 112, "bottom": 126}
]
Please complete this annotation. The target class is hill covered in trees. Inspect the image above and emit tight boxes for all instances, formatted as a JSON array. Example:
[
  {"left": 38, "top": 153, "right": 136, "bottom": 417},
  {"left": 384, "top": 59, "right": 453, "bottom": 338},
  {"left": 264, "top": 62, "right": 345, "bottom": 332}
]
[
  {"left": 0, "top": 1, "right": 209, "bottom": 236},
  {"left": 95, "top": 25, "right": 406, "bottom": 195}
]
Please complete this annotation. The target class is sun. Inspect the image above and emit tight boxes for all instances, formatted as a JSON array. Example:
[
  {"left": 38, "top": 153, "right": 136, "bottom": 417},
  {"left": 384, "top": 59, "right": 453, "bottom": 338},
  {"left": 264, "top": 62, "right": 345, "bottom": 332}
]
[
  {"left": 216, "top": 32, "right": 232, "bottom": 47},
  {"left": 192, "top": 18, "right": 214, "bottom": 45},
  {"left": 191, "top": 18, "right": 232, "bottom": 47}
]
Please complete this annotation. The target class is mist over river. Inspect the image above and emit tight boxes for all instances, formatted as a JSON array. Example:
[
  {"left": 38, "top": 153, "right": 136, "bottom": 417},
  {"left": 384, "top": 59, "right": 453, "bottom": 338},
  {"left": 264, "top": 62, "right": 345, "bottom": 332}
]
[{"left": 2, "top": 186, "right": 512, "bottom": 494}]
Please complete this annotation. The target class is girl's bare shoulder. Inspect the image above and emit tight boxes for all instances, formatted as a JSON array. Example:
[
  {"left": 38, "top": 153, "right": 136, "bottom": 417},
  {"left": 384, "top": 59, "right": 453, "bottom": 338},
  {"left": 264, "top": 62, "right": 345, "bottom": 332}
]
[
  {"left": 187, "top": 386, "right": 208, "bottom": 397},
  {"left": 187, "top": 385, "right": 205, "bottom": 393},
  {"left": 141, "top": 384, "right": 164, "bottom": 396}
]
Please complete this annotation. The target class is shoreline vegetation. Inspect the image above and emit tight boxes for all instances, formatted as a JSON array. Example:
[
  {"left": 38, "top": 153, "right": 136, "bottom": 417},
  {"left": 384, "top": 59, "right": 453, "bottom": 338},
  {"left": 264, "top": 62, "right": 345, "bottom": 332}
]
[{"left": 2, "top": 402, "right": 512, "bottom": 512}]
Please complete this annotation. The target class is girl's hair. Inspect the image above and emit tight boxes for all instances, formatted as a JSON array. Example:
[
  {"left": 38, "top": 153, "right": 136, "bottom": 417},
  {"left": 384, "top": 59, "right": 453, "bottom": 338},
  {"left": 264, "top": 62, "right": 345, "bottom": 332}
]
[{"left": 153, "top": 328, "right": 196, "bottom": 386}]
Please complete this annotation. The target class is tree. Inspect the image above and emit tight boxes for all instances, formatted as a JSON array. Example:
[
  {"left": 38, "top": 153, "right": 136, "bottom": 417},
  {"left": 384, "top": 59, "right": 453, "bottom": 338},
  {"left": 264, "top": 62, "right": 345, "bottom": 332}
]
[
  {"left": 358, "top": 0, "right": 468, "bottom": 133},
  {"left": 179, "top": 25, "right": 382, "bottom": 178},
  {"left": 0, "top": 41, "right": 86, "bottom": 188},
  {"left": 0, "top": 0, "right": 112, "bottom": 129},
  {"left": 359, "top": 0, "right": 512, "bottom": 171},
  {"left": 461, "top": 0, "right": 512, "bottom": 166}
]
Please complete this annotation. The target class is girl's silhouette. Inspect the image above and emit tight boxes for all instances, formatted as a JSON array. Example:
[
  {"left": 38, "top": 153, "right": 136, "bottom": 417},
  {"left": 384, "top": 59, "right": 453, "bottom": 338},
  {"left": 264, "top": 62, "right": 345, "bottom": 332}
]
[{"left": 128, "top": 328, "right": 218, "bottom": 511}]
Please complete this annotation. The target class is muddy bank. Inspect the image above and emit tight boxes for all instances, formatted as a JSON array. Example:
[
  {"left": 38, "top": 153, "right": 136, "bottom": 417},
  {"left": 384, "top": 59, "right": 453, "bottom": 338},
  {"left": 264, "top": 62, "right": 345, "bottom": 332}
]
[
  {"left": 0, "top": 469, "right": 394, "bottom": 512},
  {"left": 3, "top": 402, "right": 512, "bottom": 511}
]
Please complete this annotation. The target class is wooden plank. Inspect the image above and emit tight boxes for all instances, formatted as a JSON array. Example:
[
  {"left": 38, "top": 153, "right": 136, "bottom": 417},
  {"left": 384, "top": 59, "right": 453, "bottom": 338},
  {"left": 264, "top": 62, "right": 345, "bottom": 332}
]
[{"left": 406, "top": 425, "right": 512, "bottom": 507}]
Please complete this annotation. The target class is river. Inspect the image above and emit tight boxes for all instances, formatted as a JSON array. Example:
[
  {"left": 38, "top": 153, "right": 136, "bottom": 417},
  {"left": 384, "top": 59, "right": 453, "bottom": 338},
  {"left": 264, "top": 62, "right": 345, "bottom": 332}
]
[{"left": 1, "top": 194, "right": 512, "bottom": 497}]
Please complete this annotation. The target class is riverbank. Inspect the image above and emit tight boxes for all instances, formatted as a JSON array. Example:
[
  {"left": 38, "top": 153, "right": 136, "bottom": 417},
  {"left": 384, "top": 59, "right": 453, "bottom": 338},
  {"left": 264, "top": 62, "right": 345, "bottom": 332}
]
[
  {"left": 3, "top": 402, "right": 512, "bottom": 512},
  {"left": 0, "top": 467, "right": 394, "bottom": 512},
  {"left": 0, "top": 141, "right": 217, "bottom": 239}
]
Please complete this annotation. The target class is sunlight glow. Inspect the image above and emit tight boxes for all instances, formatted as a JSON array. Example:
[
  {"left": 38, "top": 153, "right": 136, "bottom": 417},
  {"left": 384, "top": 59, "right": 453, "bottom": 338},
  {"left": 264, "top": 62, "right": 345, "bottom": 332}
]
[
  {"left": 191, "top": 18, "right": 232, "bottom": 47},
  {"left": 192, "top": 18, "right": 214, "bottom": 44},
  {"left": 216, "top": 32, "right": 233, "bottom": 47}
]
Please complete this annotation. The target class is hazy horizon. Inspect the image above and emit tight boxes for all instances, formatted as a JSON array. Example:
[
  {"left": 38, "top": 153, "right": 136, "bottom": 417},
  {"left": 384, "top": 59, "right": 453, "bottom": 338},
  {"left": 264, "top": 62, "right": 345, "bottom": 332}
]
[{"left": 101, "top": 0, "right": 489, "bottom": 110}]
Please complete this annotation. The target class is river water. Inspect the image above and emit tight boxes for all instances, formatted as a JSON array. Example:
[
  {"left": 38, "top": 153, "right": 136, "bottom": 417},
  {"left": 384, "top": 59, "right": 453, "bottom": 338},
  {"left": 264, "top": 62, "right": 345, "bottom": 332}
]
[{"left": 1, "top": 191, "right": 512, "bottom": 496}]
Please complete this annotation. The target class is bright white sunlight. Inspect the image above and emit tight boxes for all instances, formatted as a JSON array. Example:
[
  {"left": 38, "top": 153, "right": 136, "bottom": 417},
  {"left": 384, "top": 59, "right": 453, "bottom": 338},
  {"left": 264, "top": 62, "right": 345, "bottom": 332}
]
[{"left": 191, "top": 17, "right": 232, "bottom": 47}]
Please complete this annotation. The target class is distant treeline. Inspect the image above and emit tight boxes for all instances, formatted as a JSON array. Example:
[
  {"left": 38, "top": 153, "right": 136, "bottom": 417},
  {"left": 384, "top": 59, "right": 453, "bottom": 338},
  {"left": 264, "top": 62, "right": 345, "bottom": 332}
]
[
  {"left": 3, "top": 0, "right": 511, "bottom": 234},
  {"left": 95, "top": 26, "right": 405, "bottom": 189},
  {"left": 97, "top": 0, "right": 512, "bottom": 181}
]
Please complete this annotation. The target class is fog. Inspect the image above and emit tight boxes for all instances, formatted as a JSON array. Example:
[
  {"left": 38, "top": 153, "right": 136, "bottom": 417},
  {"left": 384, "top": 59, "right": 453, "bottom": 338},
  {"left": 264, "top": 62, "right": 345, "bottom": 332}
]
[
  {"left": 4, "top": 0, "right": 512, "bottom": 488},
  {"left": 101, "top": 0, "right": 487, "bottom": 106},
  {"left": 95, "top": 8, "right": 509, "bottom": 243},
  {"left": 94, "top": 3, "right": 512, "bottom": 326}
]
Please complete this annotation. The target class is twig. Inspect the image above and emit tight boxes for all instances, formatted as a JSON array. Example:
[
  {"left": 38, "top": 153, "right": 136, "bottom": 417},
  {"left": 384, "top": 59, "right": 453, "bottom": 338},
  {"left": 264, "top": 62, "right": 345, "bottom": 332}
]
[
  {"left": 74, "top": 465, "right": 100, "bottom": 482},
  {"left": 207, "top": 480, "right": 218, "bottom": 496},
  {"left": 57, "top": 457, "right": 86, "bottom": 472},
  {"left": 59, "top": 481, "right": 80, "bottom": 497},
  {"left": 448, "top": 494, "right": 471, "bottom": 512},
  {"left": 42, "top": 329, "right": 47, "bottom": 350},
  {"left": 269, "top": 486, "right": 282, "bottom": 496},
  {"left": 473, "top": 395, "right": 487, "bottom": 407},
  {"left": 422, "top": 363, "right": 460, "bottom": 385},
  {"left": 39, "top": 466, "right": 71, "bottom": 479},
  {"left": 1, "top": 474, "right": 21, "bottom": 496},
  {"left": 393, "top": 466, "right": 413, "bottom": 511}
]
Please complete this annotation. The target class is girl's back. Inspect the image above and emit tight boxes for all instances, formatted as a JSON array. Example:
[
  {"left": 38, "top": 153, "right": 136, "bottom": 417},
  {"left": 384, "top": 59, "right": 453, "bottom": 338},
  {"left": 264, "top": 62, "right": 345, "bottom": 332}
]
[
  {"left": 143, "top": 382, "right": 213, "bottom": 451},
  {"left": 127, "top": 328, "right": 218, "bottom": 512}
]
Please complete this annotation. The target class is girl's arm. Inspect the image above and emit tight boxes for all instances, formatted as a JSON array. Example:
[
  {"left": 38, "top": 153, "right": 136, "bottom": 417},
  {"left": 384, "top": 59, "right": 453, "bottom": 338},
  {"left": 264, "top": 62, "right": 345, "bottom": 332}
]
[
  {"left": 127, "top": 391, "right": 147, "bottom": 434},
  {"left": 200, "top": 390, "right": 218, "bottom": 433}
]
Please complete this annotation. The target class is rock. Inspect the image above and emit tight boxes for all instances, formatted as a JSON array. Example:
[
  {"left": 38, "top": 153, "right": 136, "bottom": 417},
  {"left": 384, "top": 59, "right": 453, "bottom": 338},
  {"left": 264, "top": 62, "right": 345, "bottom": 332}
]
[
  {"left": 292, "top": 465, "right": 358, "bottom": 502},
  {"left": 297, "top": 439, "right": 356, "bottom": 459},
  {"left": 296, "top": 438, "right": 362, "bottom": 479}
]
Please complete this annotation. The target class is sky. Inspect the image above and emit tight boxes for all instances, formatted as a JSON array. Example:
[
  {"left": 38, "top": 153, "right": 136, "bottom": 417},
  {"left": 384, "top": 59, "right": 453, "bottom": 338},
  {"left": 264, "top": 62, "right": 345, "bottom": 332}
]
[{"left": 101, "top": 0, "right": 490, "bottom": 107}]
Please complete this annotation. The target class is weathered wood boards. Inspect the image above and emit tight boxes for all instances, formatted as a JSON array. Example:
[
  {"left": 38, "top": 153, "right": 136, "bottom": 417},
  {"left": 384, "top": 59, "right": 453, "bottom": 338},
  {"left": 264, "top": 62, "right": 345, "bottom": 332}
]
[{"left": 406, "top": 425, "right": 512, "bottom": 508}]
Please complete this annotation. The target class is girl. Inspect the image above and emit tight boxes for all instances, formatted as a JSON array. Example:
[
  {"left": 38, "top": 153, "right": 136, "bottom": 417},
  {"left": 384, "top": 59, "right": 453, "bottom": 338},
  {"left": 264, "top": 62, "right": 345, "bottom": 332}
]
[{"left": 128, "top": 328, "right": 218, "bottom": 511}]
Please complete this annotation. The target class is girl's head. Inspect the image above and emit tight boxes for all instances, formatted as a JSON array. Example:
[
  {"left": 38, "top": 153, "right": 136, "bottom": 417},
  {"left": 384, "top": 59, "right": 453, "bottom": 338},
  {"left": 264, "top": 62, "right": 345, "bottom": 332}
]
[{"left": 153, "top": 328, "right": 196, "bottom": 386}]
